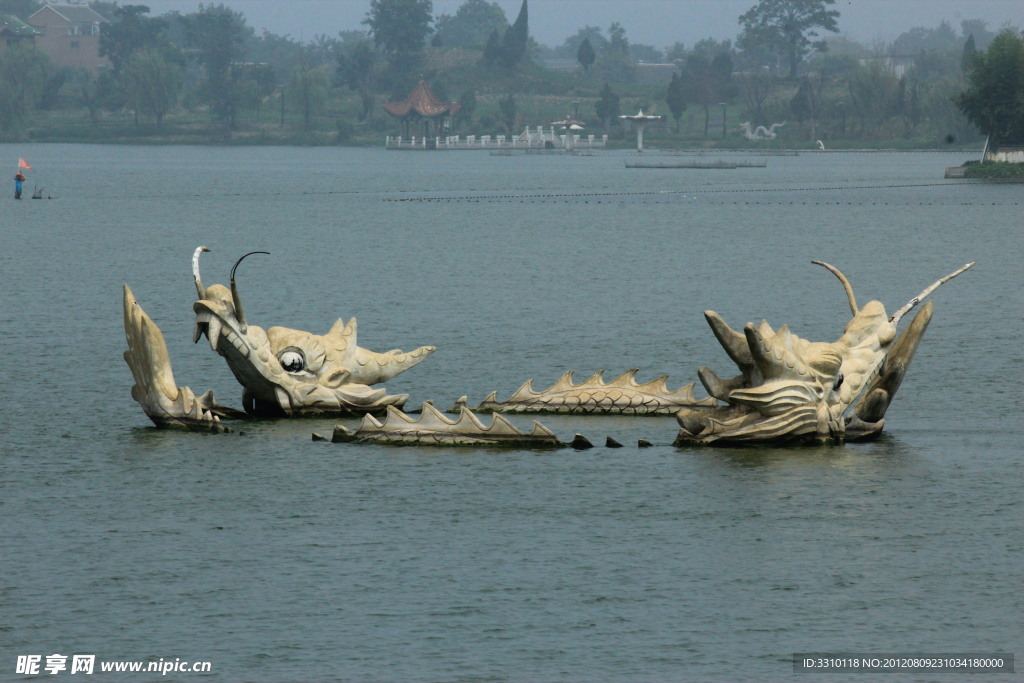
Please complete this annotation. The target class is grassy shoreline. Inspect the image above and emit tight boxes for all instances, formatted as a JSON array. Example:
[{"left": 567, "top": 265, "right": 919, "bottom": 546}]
[{"left": 962, "top": 160, "right": 1024, "bottom": 179}]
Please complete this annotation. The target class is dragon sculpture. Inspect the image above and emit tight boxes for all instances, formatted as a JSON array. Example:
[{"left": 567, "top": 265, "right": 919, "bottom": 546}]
[
  {"left": 125, "top": 247, "right": 436, "bottom": 428},
  {"left": 674, "top": 261, "right": 973, "bottom": 446},
  {"left": 124, "top": 284, "right": 240, "bottom": 432},
  {"left": 740, "top": 121, "right": 785, "bottom": 141},
  {"left": 125, "top": 248, "right": 971, "bottom": 449},
  {"left": 450, "top": 369, "right": 716, "bottom": 415},
  {"left": 190, "top": 247, "right": 435, "bottom": 416}
]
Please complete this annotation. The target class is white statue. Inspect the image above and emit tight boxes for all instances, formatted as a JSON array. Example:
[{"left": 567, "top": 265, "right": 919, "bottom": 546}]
[{"left": 740, "top": 121, "right": 786, "bottom": 140}]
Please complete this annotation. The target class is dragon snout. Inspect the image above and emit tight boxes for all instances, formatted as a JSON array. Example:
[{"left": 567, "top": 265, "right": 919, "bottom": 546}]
[{"left": 322, "top": 368, "right": 352, "bottom": 388}]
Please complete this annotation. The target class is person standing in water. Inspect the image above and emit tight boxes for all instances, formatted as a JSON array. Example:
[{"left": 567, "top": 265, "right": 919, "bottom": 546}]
[{"left": 14, "top": 157, "right": 30, "bottom": 199}]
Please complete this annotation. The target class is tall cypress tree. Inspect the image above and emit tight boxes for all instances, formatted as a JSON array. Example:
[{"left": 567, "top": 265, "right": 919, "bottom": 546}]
[
  {"left": 595, "top": 82, "right": 620, "bottom": 134},
  {"left": 961, "top": 33, "right": 977, "bottom": 74},
  {"left": 577, "top": 37, "right": 595, "bottom": 72},
  {"left": 482, "top": 28, "right": 502, "bottom": 65},
  {"left": 499, "top": 0, "right": 528, "bottom": 67},
  {"left": 511, "top": 0, "right": 528, "bottom": 59},
  {"left": 665, "top": 72, "right": 686, "bottom": 131}
]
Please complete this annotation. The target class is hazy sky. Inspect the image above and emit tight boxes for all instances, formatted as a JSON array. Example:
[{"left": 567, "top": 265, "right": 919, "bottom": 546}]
[{"left": 141, "top": 0, "right": 1022, "bottom": 49}]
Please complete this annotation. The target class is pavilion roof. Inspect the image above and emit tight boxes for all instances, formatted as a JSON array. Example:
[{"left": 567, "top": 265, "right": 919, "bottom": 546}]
[{"left": 383, "top": 80, "right": 461, "bottom": 118}]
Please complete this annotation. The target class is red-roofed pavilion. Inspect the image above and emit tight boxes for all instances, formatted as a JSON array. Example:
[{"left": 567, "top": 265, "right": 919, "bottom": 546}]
[{"left": 383, "top": 80, "right": 461, "bottom": 141}]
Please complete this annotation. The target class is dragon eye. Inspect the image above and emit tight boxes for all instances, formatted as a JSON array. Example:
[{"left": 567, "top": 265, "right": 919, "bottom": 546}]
[{"left": 279, "top": 350, "right": 306, "bottom": 373}]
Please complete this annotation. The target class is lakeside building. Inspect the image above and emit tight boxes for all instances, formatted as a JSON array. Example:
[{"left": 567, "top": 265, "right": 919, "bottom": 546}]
[
  {"left": 27, "top": 3, "right": 109, "bottom": 74},
  {"left": 0, "top": 14, "right": 42, "bottom": 53}
]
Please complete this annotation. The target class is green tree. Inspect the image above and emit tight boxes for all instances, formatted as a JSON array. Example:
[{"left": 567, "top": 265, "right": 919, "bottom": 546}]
[
  {"left": 665, "top": 71, "right": 686, "bottom": 131},
  {"left": 498, "top": 0, "right": 528, "bottom": 67},
  {"left": 607, "top": 21, "right": 628, "bottom": 56},
  {"left": 961, "top": 33, "right": 976, "bottom": 74},
  {"left": 693, "top": 38, "right": 736, "bottom": 63},
  {"left": 234, "top": 62, "right": 276, "bottom": 119},
  {"left": 66, "top": 67, "right": 102, "bottom": 126},
  {"left": 363, "top": 0, "right": 433, "bottom": 73},
  {"left": 290, "top": 59, "right": 328, "bottom": 130},
  {"left": 183, "top": 4, "right": 250, "bottom": 128},
  {"left": 0, "top": 42, "right": 48, "bottom": 133},
  {"left": 556, "top": 26, "right": 606, "bottom": 60},
  {"left": 100, "top": 4, "right": 171, "bottom": 72},
  {"left": 38, "top": 66, "right": 67, "bottom": 110},
  {"left": 434, "top": 0, "right": 507, "bottom": 48},
  {"left": 482, "top": 28, "right": 502, "bottom": 65},
  {"left": 497, "top": 92, "right": 516, "bottom": 132},
  {"left": 121, "top": 47, "right": 182, "bottom": 127},
  {"left": 455, "top": 87, "right": 476, "bottom": 128},
  {"left": 665, "top": 42, "right": 687, "bottom": 63},
  {"left": 892, "top": 21, "right": 958, "bottom": 55},
  {"left": 576, "top": 37, "right": 595, "bottom": 72},
  {"left": 336, "top": 39, "right": 378, "bottom": 122},
  {"left": 739, "top": 68, "right": 776, "bottom": 126},
  {"left": 846, "top": 61, "right": 900, "bottom": 134},
  {"left": 307, "top": 34, "right": 340, "bottom": 68},
  {"left": 960, "top": 19, "right": 995, "bottom": 50},
  {"left": 681, "top": 52, "right": 734, "bottom": 137},
  {"left": 789, "top": 74, "right": 820, "bottom": 138},
  {"left": 738, "top": 0, "right": 840, "bottom": 78},
  {"left": 595, "top": 81, "right": 620, "bottom": 134},
  {"left": 243, "top": 29, "right": 304, "bottom": 84},
  {"left": 955, "top": 31, "right": 1024, "bottom": 150},
  {"left": 595, "top": 22, "right": 636, "bottom": 82},
  {"left": 630, "top": 44, "right": 663, "bottom": 63},
  {"left": 895, "top": 74, "right": 924, "bottom": 137}
]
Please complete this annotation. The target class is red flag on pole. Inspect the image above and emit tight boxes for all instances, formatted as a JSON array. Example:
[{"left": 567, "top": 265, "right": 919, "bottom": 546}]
[{"left": 18, "top": 157, "right": 31, "bottom": 170}]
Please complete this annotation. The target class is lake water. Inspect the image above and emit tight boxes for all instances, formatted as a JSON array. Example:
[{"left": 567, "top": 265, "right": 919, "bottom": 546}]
[{"left": 2, "top": 143, "right": 1021, "bottom": 681}]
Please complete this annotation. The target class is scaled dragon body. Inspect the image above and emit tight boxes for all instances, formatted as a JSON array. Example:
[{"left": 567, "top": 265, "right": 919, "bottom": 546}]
[
  {"left": 331, "top": 403, "right": 576, "bottom": 448},
  {"left": 451, "top": 369, "right": 716, "bottom": 415}
]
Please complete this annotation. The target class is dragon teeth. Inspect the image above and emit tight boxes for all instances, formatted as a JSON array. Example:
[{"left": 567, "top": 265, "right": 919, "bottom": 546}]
[{"left": 206, "top": 317, "right": 222, "bottom": 351}]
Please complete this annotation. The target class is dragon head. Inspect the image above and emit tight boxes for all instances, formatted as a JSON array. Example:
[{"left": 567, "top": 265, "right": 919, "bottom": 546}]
[
  {"left": 191, "top": 247, "right": 435, "bottom": 417},
  {"left": 676, "top": 261, "right": 935, "bottom": 445}
]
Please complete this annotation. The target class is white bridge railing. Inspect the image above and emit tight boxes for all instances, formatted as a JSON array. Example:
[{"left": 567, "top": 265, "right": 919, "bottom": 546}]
[{"left": 386, "top": 126, "right": 608, "bottom": 150}]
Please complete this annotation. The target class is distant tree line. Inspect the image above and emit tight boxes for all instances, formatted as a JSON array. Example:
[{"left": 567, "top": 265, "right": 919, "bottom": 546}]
[{"left": 0, "top": 0, "right": 1017, "bottom": 148}]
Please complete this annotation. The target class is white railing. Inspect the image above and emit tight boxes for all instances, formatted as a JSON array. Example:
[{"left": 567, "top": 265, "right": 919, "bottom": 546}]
[{"left": 385, "top": 132, "right": 608, "bottom": 150}]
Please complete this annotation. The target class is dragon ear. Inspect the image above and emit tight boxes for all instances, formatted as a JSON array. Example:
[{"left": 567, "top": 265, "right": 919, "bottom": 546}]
[
  {"left": 326, "top": 317, "right": 358, "bottom": 341},
  {"left": 327, "top": 318, "right": 346, "bottom": 337}
]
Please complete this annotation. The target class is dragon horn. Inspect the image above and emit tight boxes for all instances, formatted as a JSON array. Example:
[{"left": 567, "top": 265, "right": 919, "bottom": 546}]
[
  {"left": 229, "top": 251, "right": 269, "bottom": 332},
  {"left": 812, "top": 260, "right": 858, "bottom": 315},
  {"left": 889, "top": 262, "right": 974, "bottom": 326},
  {"left": 192, "top": 246, "right": 210, "bottom": 299}
]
